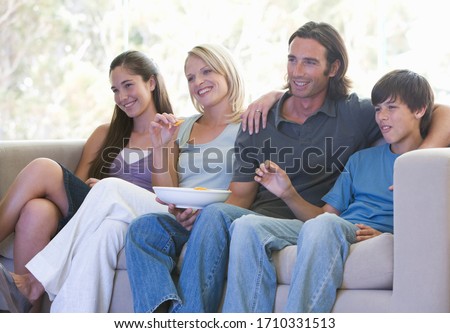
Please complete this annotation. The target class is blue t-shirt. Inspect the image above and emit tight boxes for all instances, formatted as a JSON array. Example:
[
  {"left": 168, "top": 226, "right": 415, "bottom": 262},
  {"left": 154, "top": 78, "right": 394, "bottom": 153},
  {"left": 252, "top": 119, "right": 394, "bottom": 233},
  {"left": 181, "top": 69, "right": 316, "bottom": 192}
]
[{"left": 322, "top": 144, "right": 399, "bottom": 233}]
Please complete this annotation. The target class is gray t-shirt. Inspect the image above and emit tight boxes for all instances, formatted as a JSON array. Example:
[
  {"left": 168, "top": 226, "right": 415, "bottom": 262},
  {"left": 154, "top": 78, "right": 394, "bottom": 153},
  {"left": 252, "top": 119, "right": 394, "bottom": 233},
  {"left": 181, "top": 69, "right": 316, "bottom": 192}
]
[
  {"left": 232, "top": 92, "right": 381, "bottom": 219},
  {"left": 177, "top": 114, "right": 240, "bottom": 190}
]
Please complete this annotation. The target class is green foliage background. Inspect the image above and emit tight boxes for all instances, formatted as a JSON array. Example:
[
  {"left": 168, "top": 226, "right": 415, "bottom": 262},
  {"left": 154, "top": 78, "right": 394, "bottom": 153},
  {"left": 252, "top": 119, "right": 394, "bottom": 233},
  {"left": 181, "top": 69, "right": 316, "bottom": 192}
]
[{"left": 1, "top": 0, "right": 448, "bottom": 139}]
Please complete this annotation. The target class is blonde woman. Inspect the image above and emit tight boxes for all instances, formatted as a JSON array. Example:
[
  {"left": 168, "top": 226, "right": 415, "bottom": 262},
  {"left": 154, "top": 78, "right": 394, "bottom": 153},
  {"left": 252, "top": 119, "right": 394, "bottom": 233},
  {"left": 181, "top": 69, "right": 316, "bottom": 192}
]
[{"left": 125, "top": 43, "right": 248, "bottom": 313}]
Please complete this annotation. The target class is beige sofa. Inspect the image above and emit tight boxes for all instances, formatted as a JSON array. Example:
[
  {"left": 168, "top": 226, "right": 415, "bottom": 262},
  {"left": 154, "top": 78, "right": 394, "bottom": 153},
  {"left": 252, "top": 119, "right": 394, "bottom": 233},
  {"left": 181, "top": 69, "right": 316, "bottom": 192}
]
[{"left": 1, "top": 140, "right": 450, "bottom": 313}]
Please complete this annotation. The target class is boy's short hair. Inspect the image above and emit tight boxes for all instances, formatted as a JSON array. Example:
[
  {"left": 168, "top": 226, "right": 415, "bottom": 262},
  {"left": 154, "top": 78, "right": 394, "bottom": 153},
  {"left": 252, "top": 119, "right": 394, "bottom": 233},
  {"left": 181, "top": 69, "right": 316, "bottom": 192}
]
[{"left": 371, "top": 69, "right": 434, "bottom": 137}]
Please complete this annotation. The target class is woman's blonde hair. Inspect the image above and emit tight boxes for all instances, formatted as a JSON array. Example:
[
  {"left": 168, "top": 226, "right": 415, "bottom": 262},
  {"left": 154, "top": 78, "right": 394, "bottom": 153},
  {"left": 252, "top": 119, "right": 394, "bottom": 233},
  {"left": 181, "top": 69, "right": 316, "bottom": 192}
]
[{"left": 185, "top": 44, "right": 245, "bottom": 123}]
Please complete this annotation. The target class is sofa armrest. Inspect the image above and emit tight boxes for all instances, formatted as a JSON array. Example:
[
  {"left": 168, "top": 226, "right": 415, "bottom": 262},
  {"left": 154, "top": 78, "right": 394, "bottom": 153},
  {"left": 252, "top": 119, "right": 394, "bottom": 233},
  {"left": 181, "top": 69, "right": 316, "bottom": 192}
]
[
  {"left": 392, "top": 148, "right": 450, "bottom": 312},
  {"left": 0, "top": 140, "right": 85, "bottom": 198}
]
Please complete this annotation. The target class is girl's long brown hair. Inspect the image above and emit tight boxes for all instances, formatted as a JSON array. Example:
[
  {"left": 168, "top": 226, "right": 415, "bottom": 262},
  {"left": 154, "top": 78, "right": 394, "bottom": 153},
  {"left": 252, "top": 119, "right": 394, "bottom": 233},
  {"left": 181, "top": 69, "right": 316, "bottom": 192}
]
[{"left": 88, "top": 51, "right": 173, "bottom": 179}]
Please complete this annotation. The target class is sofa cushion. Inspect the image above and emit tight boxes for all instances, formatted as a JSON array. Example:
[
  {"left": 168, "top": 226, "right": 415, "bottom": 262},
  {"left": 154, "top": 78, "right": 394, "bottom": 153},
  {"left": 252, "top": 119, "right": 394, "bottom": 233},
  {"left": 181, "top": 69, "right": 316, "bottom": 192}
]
[
  {"left": 117, "top": 248, "right": 127, "bottom": 270},
  {"left": 342, "top": 233, "right": 393, "bottom": 289},
  {"left": 273, "top": 233, "right": 393, "bottom": 289}
]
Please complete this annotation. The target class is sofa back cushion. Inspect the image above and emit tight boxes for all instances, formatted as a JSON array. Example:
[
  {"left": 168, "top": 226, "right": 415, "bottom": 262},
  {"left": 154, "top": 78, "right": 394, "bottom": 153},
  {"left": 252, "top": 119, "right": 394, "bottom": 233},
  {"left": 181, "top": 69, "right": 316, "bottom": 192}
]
[{"left": 0, "top": 140, "right": 85, "bottom": 197}]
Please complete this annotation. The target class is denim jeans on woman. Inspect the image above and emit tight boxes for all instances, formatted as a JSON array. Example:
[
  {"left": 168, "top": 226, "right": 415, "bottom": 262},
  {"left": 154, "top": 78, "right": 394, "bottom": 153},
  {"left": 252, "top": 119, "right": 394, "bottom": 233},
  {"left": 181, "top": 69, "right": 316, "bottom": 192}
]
[
  {"left": 221, "top": 212, "right": 359, "bottom": 312},
  {"left": 125, "top": 202, "right": 256, "bottom": 313}
]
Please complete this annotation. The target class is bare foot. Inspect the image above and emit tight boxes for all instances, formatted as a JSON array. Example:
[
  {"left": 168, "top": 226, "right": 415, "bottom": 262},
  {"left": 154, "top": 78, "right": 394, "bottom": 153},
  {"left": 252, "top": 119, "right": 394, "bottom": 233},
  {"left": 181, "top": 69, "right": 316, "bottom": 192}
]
[{"left": 11, "top": 272, "right": 45, "bottom": 303}]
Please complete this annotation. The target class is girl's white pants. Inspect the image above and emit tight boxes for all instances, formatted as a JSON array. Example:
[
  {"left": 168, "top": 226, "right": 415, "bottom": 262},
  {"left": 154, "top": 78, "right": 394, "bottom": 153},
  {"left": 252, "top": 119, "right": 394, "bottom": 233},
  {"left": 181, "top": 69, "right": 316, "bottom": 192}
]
[{"left": 26, "top": 177, "right": 166, "bottom": 312}]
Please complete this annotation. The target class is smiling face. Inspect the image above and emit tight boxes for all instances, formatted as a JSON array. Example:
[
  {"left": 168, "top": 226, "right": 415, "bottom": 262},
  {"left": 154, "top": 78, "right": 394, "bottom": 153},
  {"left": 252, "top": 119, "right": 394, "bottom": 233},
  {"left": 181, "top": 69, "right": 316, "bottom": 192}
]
[
  {"left": 375, "top": 97, "right": 425, "bottom": 154},
  {"left": 287, "top": 37, "right": 339, "bottom": 102},
  {"left": 184, "top": 54, "right": 229, "bottom": 112},
  {"left": 110, "top": 65, "right": 155, "bottom": 119}
]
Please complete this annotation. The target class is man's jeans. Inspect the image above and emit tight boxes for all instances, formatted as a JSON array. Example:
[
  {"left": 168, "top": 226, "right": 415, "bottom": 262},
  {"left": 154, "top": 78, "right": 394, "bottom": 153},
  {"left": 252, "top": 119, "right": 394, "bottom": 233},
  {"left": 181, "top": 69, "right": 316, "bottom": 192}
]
[
  {"left": 222, "top": 212, "right": 358, "bottom": 313},
  {"left": 221, "top": 214, "right": 303, "bottom": 312}
]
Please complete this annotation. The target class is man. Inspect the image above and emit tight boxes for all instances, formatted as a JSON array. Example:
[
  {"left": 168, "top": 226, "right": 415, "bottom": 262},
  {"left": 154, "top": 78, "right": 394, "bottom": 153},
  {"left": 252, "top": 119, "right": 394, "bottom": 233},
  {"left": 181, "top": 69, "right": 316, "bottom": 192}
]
[
  {"left": 125, "top": 21, "right": 450, "bottom": 313},
  {"left": 222, "top": 69, "right": 434, "bottom": 312}
]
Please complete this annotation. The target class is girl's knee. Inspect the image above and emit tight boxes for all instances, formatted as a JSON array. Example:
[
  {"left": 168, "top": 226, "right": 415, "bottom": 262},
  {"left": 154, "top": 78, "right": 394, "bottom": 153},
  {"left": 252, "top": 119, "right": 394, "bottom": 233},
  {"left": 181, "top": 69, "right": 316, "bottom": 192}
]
[
  {"left": 94, "top": 177, "right": 127, "bottom": 192},
  {"left": 21, "top": 158, "right": 64, "bottom": 188},
  {"left": 27, "top": 158, "right": 61, "bottom": 174},
  {"left": 97, "top": 220, "right": 128, "bottom": 244}
]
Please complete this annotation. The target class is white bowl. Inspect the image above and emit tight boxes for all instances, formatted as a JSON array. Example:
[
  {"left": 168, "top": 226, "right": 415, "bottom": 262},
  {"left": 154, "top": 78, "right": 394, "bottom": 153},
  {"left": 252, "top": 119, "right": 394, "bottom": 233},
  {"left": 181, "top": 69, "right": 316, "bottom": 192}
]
[{"left": 153, "top": 186, "right": 231, "bottom": 209}]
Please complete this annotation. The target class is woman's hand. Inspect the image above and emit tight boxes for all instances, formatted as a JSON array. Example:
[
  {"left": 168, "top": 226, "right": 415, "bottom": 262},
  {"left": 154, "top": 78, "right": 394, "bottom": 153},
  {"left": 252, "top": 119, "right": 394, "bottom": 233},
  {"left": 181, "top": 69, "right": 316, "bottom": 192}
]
[
  {"left": 149, "top": 113, "right": 182, "bottom": 148},
  {"left": 169, "top": 205, "right": 200, "bottom": 231},
  {"left": 155, "top": 197, "right": 199, "bottom": 231},
  {"left": 241, "top": 90, "right": 284, "bottom": 134},
  {"left": 254, "top": 160, "right": 294, "bottom": 200},
  {"left": 355, "top": 224, "right": 382, "bottom": 242}
]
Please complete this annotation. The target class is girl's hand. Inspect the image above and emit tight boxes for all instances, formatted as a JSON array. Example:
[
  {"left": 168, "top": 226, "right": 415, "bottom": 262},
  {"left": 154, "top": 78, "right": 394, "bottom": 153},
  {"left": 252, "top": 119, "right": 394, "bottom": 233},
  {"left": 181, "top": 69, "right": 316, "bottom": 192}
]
[{"left": 85, "top": 178, "right": 100, "bottom": 188}]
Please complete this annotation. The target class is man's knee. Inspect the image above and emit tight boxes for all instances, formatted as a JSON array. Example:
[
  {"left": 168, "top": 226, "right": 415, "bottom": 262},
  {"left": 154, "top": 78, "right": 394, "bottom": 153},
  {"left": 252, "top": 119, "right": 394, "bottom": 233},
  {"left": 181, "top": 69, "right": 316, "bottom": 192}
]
[
  {"left": 230, "top": 215, "right": 258, "bottom": 235},
  {"left": 301, "top": 213, "right": 342, "bottom": 240}
]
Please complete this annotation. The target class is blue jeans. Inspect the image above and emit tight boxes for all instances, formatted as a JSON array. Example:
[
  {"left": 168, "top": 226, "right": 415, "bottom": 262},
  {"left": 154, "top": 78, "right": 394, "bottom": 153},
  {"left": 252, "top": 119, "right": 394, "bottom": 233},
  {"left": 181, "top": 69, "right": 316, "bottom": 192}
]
[
  {"left": 222, "top": 215, "right": 303, "bottom": 312},
  {"left": 285, "top": 213, "right": 358, "bottom": 312},
  {"left": 125, "top": 203, "right": 253, "bottom": 313},
  {"left": 222, "top": 212, "right": 358, "bottom": 313},
  {"left": 125, "top": 212, "right": 190, "bottom": 312}
]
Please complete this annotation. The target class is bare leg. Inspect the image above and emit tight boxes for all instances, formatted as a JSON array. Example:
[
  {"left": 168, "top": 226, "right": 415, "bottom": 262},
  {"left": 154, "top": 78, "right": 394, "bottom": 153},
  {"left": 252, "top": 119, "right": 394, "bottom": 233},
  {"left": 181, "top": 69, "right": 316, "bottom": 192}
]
[
  {"left": 0, "top": 158, "right": 69, "bottom": 312},
  {"left": 0, "top": 158, "right": 69, "bottom": 243},
  {"left": 14, "top": 198, "right": 60, "bottom": 274},
  {"left": 13, "top": 198, "right": 60, "bottom": 312}
]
